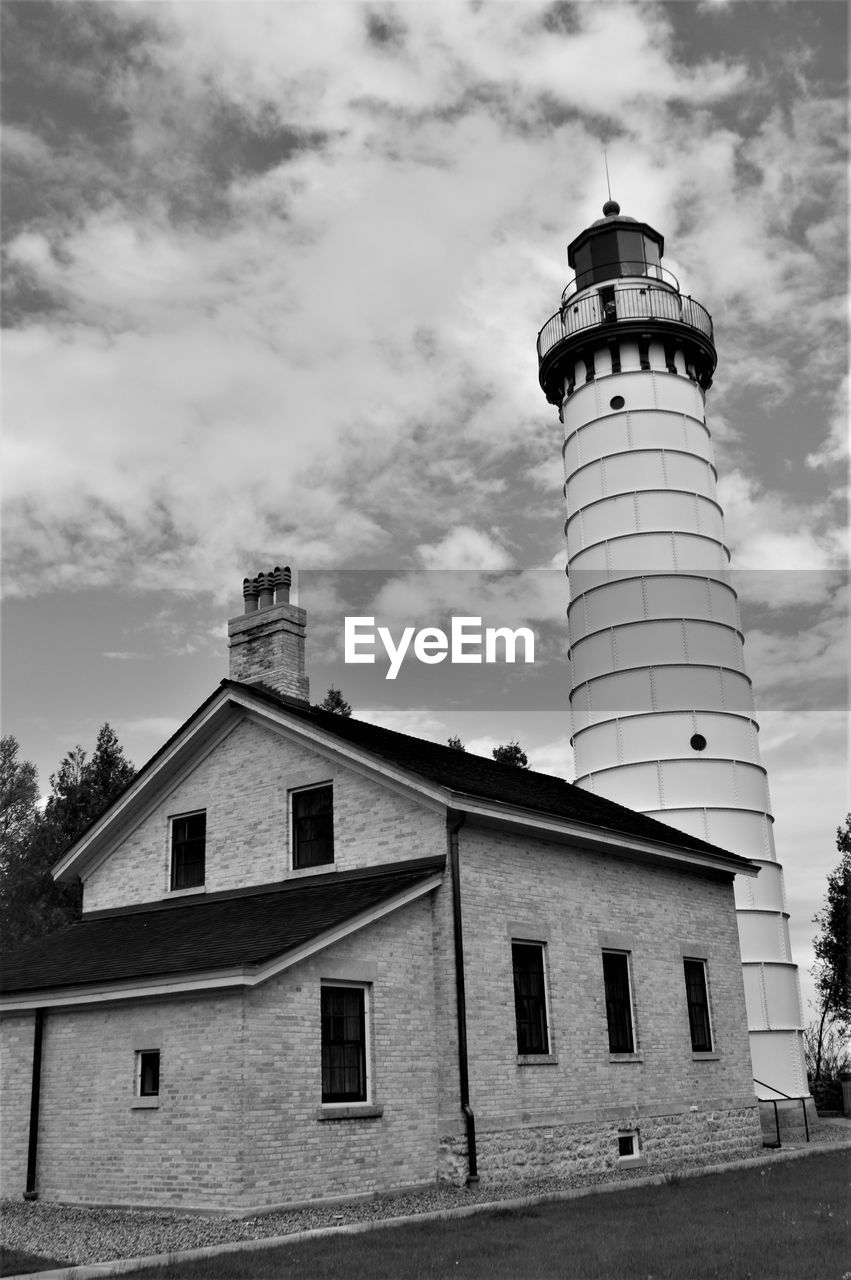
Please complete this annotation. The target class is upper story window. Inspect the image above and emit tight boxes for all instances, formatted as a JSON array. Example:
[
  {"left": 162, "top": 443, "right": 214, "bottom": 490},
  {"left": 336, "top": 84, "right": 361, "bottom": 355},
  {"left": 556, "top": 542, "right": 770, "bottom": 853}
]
[
  {"left": 136, "top": 1049, "right": 160, "bottom": 1097},
  {"left": 512, "top": 942, "right": 550, "bottom": 1055},
  {"left": 602, "top": 950, "right": 635, "bottom": 1054},
  {"left": 683, "top": 958, "right": 713, "bottom": 1053},
  {"left": 170, "top": 811, "right": 206, "bottom": 890},
  {"left": 292, "top": 784, "right": 334, "bottom": 868}
]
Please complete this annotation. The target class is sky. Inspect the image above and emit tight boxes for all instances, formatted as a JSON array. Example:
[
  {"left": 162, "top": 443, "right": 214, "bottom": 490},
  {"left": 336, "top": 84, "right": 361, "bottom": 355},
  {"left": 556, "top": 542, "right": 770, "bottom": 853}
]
[{"left": 1, "top": 1, "right": 848, "bottom": 1016}]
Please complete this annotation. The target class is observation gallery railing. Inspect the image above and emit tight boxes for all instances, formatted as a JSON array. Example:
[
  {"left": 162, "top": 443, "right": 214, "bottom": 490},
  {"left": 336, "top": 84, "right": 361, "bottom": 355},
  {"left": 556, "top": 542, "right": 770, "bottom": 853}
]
[{"left": 537, "top": 285, "right": 714, "bottom": 364}]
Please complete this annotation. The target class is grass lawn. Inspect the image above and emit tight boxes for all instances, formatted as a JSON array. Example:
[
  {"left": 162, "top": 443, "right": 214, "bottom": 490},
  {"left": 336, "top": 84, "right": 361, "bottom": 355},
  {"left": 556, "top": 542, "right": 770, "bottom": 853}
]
[
  {"left": 0, "top": 1247, "right": 69, "bottom": 1276},
  {"left": 132, "top": 1150, "right": 849, "bottom": 1280}
]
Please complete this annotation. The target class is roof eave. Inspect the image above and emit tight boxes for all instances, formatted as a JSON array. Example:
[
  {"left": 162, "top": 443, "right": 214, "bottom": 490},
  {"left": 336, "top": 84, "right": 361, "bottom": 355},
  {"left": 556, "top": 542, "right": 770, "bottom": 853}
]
[
  {"left": 1, "top": 868, "right": 445, "bottom": 1011},
  {"left": 448, "top": 793, "right": 759, "bottom": 878}
]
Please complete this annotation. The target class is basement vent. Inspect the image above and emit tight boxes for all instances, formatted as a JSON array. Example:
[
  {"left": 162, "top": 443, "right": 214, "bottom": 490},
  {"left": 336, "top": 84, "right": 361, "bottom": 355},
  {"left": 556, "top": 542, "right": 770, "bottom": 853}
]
[{"left": 617, "top": 1133, "right": 636, "bottom": 1158}]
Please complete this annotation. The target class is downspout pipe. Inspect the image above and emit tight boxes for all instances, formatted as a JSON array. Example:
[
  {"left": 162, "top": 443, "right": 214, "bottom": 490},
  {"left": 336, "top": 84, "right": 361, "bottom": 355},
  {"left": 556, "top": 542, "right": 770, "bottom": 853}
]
[
  {"left": 447, "top": 809, "right": 479, "bottom": 1187},
  {"left": 24, "top": 1007, "right": 45, "bottom": 1201}
]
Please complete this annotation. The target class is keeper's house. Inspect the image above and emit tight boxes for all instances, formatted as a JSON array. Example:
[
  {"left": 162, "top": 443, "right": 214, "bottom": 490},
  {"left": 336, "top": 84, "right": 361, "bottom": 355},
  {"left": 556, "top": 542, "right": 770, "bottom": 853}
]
[{"left": 0, "top": 569, "right": 763, "bottom": 1211}]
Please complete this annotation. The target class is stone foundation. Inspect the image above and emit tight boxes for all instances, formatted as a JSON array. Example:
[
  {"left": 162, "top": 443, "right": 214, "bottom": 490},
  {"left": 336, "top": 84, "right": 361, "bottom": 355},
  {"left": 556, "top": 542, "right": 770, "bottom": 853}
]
[{"left": 439, "top": 1104, "right": 762, "bottom": 1186}]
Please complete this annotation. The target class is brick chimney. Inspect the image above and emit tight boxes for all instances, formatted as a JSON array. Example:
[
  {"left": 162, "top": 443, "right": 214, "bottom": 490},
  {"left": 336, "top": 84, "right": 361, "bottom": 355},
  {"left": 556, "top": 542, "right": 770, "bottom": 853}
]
[{"left": 227, "top": 565, "right": 309, "bottom": 702}]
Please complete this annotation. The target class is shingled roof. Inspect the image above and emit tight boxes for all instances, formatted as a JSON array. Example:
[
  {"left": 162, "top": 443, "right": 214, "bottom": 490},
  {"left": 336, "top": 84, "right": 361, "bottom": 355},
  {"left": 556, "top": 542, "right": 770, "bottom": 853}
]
[{"left": 0, "top": 856, "right": 444, "bottom": 996}]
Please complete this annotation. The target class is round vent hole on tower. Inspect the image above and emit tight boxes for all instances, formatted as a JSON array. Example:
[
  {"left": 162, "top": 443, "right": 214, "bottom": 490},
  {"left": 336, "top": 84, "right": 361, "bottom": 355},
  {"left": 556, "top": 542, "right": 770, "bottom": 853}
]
[
  {"left": 690, "top": 734, "right": 707, "bottom": 752},
  {"left": 609, "top": 395, "right": 625, "bottom": 410}
]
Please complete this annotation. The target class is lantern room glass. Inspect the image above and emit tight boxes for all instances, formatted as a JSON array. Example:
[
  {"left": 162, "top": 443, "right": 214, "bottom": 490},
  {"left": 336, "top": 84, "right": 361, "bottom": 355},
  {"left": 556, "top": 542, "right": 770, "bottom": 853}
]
[{"left": 573, "top": 229, "right": 661, "bottom": 290}]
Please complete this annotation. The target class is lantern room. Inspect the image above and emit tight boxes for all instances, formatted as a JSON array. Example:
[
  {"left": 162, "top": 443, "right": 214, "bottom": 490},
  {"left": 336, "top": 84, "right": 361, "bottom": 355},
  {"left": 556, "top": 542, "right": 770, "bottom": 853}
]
[{"left": 567, "top": 200, "right": 665, "bottom": 294}]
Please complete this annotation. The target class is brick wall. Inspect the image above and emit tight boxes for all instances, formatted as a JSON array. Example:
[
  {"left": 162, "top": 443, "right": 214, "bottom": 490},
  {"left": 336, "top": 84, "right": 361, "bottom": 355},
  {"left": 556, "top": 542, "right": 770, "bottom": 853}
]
[
  {"left": 240, "top": 893, "right": 441, "bottom": 1207},
  {"left": 0, "top": 894, "right": 443, "bottom": 1210},
  {"left": 84, "top": 719, "right": 444, "bottom": 912},
  {"left": 438, "top": 822, "right": 761, "bottom": 1181},
  {"left": 0, "top": 1013, "right": 35, "bottom": 1199},
  {"left": 1, "top": 993, "right": 247, "bottom": 1207}
]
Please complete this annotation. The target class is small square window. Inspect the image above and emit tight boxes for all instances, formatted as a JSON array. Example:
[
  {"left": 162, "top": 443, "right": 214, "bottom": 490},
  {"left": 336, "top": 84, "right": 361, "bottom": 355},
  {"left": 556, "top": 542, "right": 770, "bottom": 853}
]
[
  {"left": 136, "top": 1050, "right": 160, "bottom": 1097},
  {"left": 171, "top": 811, "right": 205, "bottom": 890},
  {"left": 602, "top": 950, "right": 635, "bottom": 1054},
  {"left": 512, "top": 942, "right": 550, "bottom": 1055},
  {"left": 293, "top": 785, "right": 334, "bottom": 869},
  {"left": 618, "top": 1133, "right": 635, "bottom": 1158},
  {"left": 321, "top": 986, "right": 366, "bottom": 1102},
  {"left": 684, "top": 958, "right": 713, "bottom": 1052}
]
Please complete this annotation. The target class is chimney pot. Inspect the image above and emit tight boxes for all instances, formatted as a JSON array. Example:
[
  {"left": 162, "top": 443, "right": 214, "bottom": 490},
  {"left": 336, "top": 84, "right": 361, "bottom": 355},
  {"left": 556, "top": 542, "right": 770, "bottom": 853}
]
[
  {"left": 243, "top": 577, "right": 259, "bottom": 613},
  {"left": 257, "top": 572, "right": 275, "bottom": 609},
  {"left": 273, "top": 565, "right": 292, "bottom": 604}
]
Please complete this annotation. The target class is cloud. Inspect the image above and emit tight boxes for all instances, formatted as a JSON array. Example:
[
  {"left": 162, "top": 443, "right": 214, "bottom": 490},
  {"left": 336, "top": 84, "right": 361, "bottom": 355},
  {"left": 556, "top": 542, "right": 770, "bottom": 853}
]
[
  {"left": 416, "top": 527, "right": 513, "bottom": 571},
  {"left": 2, "top": 0, "right": 844, "bottom": 612},
  {"left": 717, "top": 469, "right": 845, "bottom": 585},
  {"left": 121, "top": 716, "right": 184, "bottom": 740},
  {"left": 807, "top": 375, "right": 849, "bottom": 470}
]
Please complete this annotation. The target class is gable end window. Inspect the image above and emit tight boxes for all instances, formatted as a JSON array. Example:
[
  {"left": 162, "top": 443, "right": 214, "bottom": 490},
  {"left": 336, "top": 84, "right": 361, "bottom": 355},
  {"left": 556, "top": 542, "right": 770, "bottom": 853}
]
[
  {"left": 136, "top": 1050, "right": 160, "bottom": 1098},
  {"left": 171, "top": 811, "right": 206, "bottom": 890},
  {"left": 602, "top": 950, "right": 635, "bottom": 1054},
  {"left": 512, "top": 942, "right": 550, "bottom": 1055},
  {"left": 293, "top": 784, "right": 334, "bottom": 868},
  {"left": 321, "top": 986, "right": 366, "bottom": 1102},
  {"left": 684, "top": 958, "right": 713, "bottom": 1052}
]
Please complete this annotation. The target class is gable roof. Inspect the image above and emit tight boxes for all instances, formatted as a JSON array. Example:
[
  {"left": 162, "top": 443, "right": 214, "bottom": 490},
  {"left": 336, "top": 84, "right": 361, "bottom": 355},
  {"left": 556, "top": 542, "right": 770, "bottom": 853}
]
[
  {"left": 52, "top": 677, "right": 758, "bottom": 885},
  {"left": 229, "top": 680, "right": 750, "bottom": 862},
  {"left": 0, "top": 856, "right": 444, "bottom": 1002}
]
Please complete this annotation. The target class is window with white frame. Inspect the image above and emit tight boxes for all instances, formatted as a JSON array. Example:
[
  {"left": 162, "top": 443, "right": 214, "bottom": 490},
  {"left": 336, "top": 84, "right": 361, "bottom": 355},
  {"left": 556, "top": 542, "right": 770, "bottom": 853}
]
[
  {"left": 292, "top": 784, "right": 334, "bottom": 869},
  {"left": 170, "top": 811, "right": 206, "bottom": 890},
  {"left": 683, "top": 958, "right": 713, "bottom": 1052},
  {"left": 602, "top": 950, "right": 635, "bottom": 1054},
  {"left": 512, "top": 941, "right": 550, "bottom": 1055},
  {"left": 135, "top": 1049, "right": 160, "bottom": 1098},
  {"left": 321, "top": 985, "right": 367, "bottom": 1102}
]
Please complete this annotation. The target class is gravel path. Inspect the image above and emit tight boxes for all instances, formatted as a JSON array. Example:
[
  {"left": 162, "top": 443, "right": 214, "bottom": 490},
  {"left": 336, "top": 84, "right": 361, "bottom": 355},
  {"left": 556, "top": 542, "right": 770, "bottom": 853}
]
[{"left": 3, "top": 1127, "right": 848, "bottom": 1269}]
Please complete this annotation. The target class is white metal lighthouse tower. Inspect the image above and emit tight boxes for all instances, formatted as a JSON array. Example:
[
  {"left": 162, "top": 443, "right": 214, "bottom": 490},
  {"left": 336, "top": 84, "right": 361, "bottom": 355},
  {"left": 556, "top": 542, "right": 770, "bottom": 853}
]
[{"left": 537, "top": 201, "right": 809, "bottom": 1115}]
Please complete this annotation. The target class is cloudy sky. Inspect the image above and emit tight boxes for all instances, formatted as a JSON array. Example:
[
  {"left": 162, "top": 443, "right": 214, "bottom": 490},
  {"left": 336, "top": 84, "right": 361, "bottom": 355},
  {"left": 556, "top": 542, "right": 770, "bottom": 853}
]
[{"left": 2, "top": 1, "right": 847, "bottom": 1011}]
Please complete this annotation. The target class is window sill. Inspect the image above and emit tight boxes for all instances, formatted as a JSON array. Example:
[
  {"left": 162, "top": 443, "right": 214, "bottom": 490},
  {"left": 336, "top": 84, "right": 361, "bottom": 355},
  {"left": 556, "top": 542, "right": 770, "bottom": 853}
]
[
  {"left": 130, "top": 1098, "right": 160, "bottom": 1110},
  {"left": 315, "top": 1104, "right": 384, "bottom": 1122},
  {"left": 618, "top": 1154, "right": 647, "bottom": 1168},
  {"left": 290, "top": 863, "right": 335, "bottom": 878},
  {"left": 165, "top": 885, "right": 206, "bottom": 899},
  {"left": 692, "top": 1051, "right": 720, "bottom": 1061},
  {"left": 517, "top": 1053, "right": 559, "bottom": 1066},
  {"left": 609, "top": 1053, "right": 643, "bottom": 1064}
]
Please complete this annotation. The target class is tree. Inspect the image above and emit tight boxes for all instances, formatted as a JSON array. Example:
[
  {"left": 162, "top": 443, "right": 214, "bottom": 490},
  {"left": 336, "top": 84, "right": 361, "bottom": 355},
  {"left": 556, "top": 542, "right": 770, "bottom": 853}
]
[
  {"left": 809, "top": 814, "right": 850, "bottom": 1081},
  {"left": 492, "top": 740, "right": 529, "bottom": 768},
  {"left": 0, "top": 724, "right": 135, "bottom": 949},
  {"left": 447, "top": 735, "right": 466, "bottom": 751},
  {"left": 318, "top": 686, "right": 352, "bottom": 717},
  {"left": 0, "top": 735, "right": 39, "bottom": 852}
]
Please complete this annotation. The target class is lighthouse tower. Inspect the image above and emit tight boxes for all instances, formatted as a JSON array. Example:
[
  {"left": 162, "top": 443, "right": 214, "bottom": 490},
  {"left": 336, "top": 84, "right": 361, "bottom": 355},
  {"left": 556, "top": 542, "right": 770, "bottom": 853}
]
[{"left": 537, "top": 202, "right": 809, "bottom": 1113}]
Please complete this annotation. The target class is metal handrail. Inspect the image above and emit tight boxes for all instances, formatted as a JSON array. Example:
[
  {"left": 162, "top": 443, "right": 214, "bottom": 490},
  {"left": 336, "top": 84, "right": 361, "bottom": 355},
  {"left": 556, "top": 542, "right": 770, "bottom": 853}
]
[
  {"left": 537, "top": 286, "right": 714, "bottom": 363},
  {"left": 562, "top": 262, "right": 681, "bottom": 301},
  {"left": 753, "top": 1076, "right": 811, "bottom": 1148}
]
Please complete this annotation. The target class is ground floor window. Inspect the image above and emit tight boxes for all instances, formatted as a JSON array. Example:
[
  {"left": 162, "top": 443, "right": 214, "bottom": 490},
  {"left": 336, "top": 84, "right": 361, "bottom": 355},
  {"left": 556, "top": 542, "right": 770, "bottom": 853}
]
[
  {"left": 602, "top": 950, "right": 635, "bottom": 1053},
  {"left": 512, "top": 941, "right": 550, "bottom": 1055},
  {"left": 321, "top": 985, "right": 367, "bottom": 1102},
  {"left": 684, "top": 958, "right": 713, "bottom": 1052}
]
